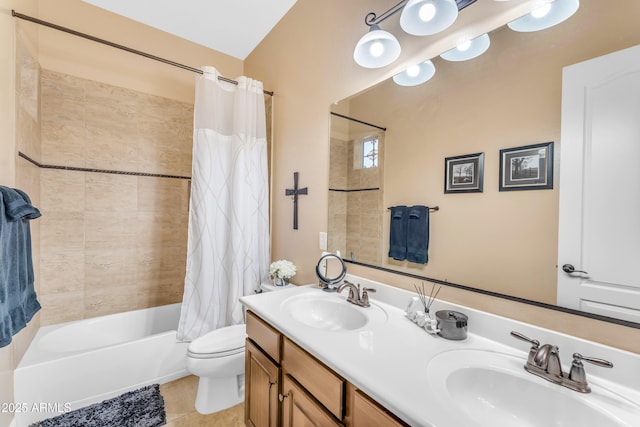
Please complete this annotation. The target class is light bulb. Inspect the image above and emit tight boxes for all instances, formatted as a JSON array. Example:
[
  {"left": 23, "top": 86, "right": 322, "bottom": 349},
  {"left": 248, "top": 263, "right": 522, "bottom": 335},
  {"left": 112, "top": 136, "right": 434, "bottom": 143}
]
[
  {"left": 406, "top": 64, "right": 420, "bottom": 77},
  {"left": 531, "top": 3, "right": 552, "bottom": 18},
  {"left": 419, "top": 3, "right": 436, "bottom": 22},
  {"left": 457, "top": 40, "right": 472, "bottom": 51},
  {"left": 369, "top": 41, "right": 384, "bottom": 57}
]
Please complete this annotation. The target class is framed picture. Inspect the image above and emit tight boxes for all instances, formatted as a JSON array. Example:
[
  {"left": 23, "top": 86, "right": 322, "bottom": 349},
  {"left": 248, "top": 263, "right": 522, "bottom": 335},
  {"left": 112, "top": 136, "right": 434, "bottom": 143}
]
[
  {"left": 444, "top": 152, "right": 484, "bottom": 193},
  {"left": 499, "top": 142, "right": 553, "bottom": 191}
]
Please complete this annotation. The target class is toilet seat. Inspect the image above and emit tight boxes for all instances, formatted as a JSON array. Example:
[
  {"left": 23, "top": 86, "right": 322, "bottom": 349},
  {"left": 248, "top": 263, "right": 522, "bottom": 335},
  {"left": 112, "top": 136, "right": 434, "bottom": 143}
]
[{"left": 187, "top": 324, "right": 246, "bottom": 359}]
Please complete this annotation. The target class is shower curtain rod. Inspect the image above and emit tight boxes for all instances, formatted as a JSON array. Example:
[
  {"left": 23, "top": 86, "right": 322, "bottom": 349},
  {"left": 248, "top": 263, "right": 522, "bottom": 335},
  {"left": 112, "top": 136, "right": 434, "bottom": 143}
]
[
  {"left": 11, "top": 10, "right": 274, "bottom": 97},
  {"left": 330, "top": 112, "right": 387, "bottom": 131}
]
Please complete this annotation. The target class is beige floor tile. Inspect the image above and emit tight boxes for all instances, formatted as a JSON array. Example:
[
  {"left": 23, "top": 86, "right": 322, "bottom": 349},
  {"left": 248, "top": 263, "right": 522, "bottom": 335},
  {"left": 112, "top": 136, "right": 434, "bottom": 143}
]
[{"left": 161, "top": 376, "right": 245, "bottom": 427}]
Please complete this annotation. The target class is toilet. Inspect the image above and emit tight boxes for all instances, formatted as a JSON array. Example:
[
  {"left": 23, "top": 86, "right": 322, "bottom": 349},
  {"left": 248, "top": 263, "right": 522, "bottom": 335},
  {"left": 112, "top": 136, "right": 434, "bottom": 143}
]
[{"left": 186, "top": 323, "right": 247, "bottom": 414}]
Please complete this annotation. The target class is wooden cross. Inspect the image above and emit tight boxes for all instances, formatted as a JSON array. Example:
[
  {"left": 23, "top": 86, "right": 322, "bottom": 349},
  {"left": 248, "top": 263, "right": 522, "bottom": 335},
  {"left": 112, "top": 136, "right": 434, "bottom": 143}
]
[{"left": 285, "top": 172, "right": 308, "bottom": 230}]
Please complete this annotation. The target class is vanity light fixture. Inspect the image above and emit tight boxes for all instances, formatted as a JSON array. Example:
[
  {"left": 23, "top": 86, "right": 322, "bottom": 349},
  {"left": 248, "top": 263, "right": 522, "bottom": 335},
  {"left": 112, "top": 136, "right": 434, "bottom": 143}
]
[
  {"left": 353, "top": 0, "right": 477, "bottom": 68},
  {"left": 393, "top": 60, "right": 436, "bottom": 86},
  {"left": 400, "top": 0, "right": 459, "bottom": 36},
  {"left": 440, "top": 33, "right": 490, "bottom": 61},
  {"left": 507, "top": 0, "right": 579, "bottom": 32},
  {"left": 353, "top": 24, "right": 402, "bottom": 68}
]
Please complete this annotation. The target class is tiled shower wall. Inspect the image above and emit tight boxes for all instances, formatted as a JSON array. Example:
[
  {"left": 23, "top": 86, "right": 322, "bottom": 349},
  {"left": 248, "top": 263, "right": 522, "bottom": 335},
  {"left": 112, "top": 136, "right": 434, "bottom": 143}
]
[
  {"left": 328, "top": 133, "right": 383, "bottom": 265},
  {"left": 36, "top": 69, "right": 192, "bottom": 325}
]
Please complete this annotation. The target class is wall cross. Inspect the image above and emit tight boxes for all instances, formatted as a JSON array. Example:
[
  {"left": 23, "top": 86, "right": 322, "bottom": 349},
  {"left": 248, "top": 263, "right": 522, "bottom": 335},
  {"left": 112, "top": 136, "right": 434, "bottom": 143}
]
[{"left": 285, "top": 172, "right": 308, "bottom": 230}]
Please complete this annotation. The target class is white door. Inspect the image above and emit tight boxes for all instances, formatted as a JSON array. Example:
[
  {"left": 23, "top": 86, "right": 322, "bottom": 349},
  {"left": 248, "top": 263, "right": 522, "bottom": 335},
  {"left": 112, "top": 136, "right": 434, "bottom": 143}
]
[{"left": 558, "top": 44, "right": 640, "bottom": 323}]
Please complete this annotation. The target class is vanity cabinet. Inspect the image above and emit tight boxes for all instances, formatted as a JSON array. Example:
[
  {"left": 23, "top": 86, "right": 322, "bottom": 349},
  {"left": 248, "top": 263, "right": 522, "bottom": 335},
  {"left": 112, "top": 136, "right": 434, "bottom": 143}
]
[
  {"left": 346, "top": 384, "right": 408, "bottom": 427},
  {"left": 245, "top": 310, "right": 408, "bottom": 427},
  {"left": 246, "top": 311, "right": 281, "bottom": 427},
  {"left": 281, "top": 374, "right": 342, "bottom": 427},
  {"left": 245, "top": 338, "right": 279, "bottom": 427}
]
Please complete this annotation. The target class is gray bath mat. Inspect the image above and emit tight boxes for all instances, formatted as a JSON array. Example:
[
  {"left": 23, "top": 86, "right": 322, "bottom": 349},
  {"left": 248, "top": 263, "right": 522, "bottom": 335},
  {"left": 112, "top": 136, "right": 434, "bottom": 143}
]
[{"left": 30, "top": 384, "right": 166, "bottom": 427}]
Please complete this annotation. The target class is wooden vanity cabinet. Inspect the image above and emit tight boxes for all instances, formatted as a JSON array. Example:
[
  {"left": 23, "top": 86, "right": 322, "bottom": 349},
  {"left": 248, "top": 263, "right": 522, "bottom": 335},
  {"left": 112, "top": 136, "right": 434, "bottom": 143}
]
[
  {"left": 245, "top": 338, "right": 279, "bottom": 427},
  {"left": 246, "top": 311, "right": 282, "bottom": 427},
  {"left": 281, "top": 374, "right": 342, "bottom": 427},
  {"left": 345, "top": 384, "right": 409, "bottom": 427},
  {"left": 245, "top": 310, "right": 408, "bottom": 427}
]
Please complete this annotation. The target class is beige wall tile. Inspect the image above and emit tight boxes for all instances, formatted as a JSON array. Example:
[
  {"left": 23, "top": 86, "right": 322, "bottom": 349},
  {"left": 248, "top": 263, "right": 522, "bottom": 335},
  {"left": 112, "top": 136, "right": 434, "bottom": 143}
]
[
  {"left": 84, "top": 213, "right": 137, "bottom": 248},
  {"left": 85, "top": 125, "right": 138, "bottom": 171},
  {"left": 84, "top": 247, "right": 138, "bottom": 289},
  {"left": 39, "top": 291, "right": 85, "bottom": 325},
  {"left": 40, "top": 169, "right": 85, "bottom": 213},
  {"left": 41, "top": 71, "right": 85, "bottom": 128},
  {"left": 84, "top": 173, "right": 137, "bottom": 213},
  {"left": 40, "top": 250, "right": 84, "bottom": 295},
  {"left": 41, "top": 121, "right": 86, "bottom": 166},
  {"left": 85, "top": 285, "right": 138, "bottom": 318},
  {"left": 85, "top": 80, "right": 138, "bottom": 135},
  {"left": 39, "top": 211, "right": 85, "bottom": 253},
  {"left": 137, "top": 176, "right": 189, "bottom": 214}
]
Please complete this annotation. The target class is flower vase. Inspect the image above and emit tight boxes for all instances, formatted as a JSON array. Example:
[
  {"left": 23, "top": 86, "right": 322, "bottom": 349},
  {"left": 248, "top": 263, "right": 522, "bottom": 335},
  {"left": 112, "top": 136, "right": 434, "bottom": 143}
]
[{"left": 274, "top": 276, "right": 289, "bottom": 287}]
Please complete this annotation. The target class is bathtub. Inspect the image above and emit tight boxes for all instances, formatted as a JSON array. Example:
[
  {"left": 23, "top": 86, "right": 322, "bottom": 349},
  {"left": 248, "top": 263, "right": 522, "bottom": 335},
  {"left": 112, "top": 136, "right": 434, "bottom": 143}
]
[{"left": 14, "top": 303, "right": 189, "bottom": 426}]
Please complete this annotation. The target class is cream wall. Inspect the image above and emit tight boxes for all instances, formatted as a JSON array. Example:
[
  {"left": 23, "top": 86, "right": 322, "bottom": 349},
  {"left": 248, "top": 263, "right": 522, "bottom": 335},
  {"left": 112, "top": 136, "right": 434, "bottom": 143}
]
[{"left": 245, "top": 0, "right": 640, "bottom": 353}]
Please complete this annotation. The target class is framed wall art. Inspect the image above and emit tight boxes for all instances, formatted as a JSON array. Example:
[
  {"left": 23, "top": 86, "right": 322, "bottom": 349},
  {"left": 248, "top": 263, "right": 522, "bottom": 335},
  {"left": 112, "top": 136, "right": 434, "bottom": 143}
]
[
  {"left": 444, "top": 152, "right": 484, "bottom": 194},
  {"left": 499, "top": 142, "right": 553, "bottom": 191}
]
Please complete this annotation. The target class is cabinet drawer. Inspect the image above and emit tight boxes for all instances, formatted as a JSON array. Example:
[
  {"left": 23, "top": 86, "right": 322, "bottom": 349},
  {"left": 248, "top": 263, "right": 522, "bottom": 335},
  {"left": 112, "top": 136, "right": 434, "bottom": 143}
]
[
  {"left": 283, "top": 337, "right": 345, "bottom": 419},
  {"left": 247, "top": 311, "right": 281, "bottom": 362}
]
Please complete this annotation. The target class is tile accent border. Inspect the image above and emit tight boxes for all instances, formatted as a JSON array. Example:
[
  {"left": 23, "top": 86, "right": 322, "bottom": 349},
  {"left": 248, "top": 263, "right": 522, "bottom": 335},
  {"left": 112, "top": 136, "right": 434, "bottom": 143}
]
[{"left": 19, "top": 151, "right": 191, "bottom": 180}]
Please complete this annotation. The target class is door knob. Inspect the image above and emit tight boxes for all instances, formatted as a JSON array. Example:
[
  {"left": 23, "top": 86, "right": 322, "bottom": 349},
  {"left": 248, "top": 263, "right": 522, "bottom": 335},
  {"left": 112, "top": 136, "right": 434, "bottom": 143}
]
[{"left": 562, "top": 264, "right": 589, "bottom": 275}]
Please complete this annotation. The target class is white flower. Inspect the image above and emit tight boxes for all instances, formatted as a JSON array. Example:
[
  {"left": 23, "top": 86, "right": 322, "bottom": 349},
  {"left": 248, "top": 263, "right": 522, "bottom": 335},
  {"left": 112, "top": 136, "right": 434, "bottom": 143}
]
[{"left": 269, "top": 259, "right": 297, "bottom": 279}]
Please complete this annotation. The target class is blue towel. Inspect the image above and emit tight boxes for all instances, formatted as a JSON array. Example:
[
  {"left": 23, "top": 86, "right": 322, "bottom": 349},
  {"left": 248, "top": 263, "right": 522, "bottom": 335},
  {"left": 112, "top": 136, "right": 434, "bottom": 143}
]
[
  {"left": 388, "top": 206, "right": 408, "bottom": 261},
  {"left": 0, "top": 186, "right": 42, "bottom": 348},
  {"left": 406, "top": 205, "right": 429, "bottom": 264}
]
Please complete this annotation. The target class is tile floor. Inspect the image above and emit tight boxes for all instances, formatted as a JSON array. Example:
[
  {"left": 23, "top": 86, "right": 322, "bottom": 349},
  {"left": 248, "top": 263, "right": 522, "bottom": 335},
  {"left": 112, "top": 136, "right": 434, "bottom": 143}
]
[{"left": 160, "top": 375, "right": 245, "bottom": 426}]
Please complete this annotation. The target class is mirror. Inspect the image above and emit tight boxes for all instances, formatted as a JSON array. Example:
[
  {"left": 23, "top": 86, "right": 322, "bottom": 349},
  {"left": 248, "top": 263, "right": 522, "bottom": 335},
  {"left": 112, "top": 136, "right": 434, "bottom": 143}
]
[
  {"left": 316, "top": 253, "right": 347, "bottom": 291},
  {"left": 328, "top": 0, "right": 640, "bottom": 325}
]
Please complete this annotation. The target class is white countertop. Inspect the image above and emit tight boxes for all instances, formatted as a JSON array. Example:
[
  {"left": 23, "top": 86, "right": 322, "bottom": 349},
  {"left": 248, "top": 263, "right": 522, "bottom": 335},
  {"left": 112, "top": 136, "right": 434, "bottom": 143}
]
[{"left": 240, "top": 274, "right": 640, "bottom": 427}]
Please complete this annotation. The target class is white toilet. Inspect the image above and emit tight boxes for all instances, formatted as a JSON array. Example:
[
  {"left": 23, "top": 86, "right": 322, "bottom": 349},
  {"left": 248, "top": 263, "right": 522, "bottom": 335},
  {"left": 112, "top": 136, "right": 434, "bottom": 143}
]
[{"left": 186, "top": 323, "right": 247, "bottom": 414}]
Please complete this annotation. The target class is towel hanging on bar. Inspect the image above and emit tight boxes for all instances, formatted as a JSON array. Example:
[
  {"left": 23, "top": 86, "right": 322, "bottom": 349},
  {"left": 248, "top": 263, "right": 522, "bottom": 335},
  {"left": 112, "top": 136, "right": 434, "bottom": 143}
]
[
  {"left": 0, "top": 186, "right": 42, "bottom": 348},
  {"left": 387, "top": 205, "right": 433, "bottom": 264}
]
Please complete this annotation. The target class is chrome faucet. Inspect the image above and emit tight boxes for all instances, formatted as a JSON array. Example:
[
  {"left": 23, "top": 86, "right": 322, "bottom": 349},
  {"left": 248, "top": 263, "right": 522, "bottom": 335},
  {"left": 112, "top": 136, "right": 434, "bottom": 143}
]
[
  {"left": 511, "top": 331, "right": 613, "bottom": 393},
  {"left": 337, "top": 280, "right": 376, "bottom": 307}
]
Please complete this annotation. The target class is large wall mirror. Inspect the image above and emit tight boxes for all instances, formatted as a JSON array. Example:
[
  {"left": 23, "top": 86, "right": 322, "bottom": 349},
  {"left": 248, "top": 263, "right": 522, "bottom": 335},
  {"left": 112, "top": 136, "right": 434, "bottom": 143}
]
[{"left": 328, "top": 0, "right": 640, "bottom": 326}]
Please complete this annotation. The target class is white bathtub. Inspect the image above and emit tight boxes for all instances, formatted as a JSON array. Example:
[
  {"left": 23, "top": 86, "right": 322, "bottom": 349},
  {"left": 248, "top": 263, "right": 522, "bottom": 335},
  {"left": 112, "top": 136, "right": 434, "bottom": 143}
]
[{"left": 14, "top": 303, "right": 189, "bottom": 426}]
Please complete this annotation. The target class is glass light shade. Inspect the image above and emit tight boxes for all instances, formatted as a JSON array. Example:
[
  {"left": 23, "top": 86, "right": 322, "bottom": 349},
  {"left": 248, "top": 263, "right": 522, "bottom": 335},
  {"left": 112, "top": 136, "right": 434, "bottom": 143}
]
[
  {"left": 507, "top": 0, "right": 579, "bottom": 32},
  {"left": 353, "top": 25, "right": 402, "bottom": 68},
  {"left": 400, "top": 0, "right": 459, "bottom": 36},
  {"left": 393, "top": 60, "right": 436, "bottom": 86},
  {"left": 440, "top": 33, "right": 490, "bottom": 61}
]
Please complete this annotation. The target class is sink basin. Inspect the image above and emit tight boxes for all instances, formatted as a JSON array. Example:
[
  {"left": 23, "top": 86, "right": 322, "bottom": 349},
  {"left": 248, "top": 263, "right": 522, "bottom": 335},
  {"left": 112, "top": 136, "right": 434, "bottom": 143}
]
[
  {"left": 427, "top": 349, "right": 639, "bottom": 427},
  {"left": 280, "top": 293, "right": 387, "bottom": 331}
]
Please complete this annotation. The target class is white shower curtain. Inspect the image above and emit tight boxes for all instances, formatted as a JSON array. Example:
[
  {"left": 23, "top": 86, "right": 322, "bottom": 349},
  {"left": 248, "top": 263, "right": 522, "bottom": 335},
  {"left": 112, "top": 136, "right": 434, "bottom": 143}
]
[{"left": 177, "top": 66, "right": 270, "bottom": 342}]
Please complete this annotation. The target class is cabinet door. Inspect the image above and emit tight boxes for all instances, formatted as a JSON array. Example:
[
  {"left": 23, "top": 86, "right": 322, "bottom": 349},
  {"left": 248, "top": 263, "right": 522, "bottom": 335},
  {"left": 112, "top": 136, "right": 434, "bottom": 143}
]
[
  {"left": 281, "top": 374, "right": 343, "bottom": 427},
  {"left": 245, "top": 339, "right": 279, "bottom": 427},
  {"left": 350, "top": 388, "right": 408, "bottom": 427}
]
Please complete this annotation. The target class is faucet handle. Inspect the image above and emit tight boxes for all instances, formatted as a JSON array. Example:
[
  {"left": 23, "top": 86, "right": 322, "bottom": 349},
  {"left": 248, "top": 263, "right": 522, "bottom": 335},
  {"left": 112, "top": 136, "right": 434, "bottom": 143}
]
[
  {"left": 360, "top": 287, "right": 376, "bottom": 307},
  {"left": 569, "top": 353, "right": 613, "bottom": 392},
  {"left": 511, "top": 331, "right": 541, "bottom": 366},
  {"left": 510, "top": 331, "right": 540, "bottom": 347},
  {"left": 572, "top": 353, "right": 614, "bottom": 369}
]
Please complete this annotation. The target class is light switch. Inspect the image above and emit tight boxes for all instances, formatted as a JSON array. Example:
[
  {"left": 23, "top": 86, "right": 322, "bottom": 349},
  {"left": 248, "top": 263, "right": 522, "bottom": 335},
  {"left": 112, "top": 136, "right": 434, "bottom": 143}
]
[{"left": 319, "top": 231, "right": 328, "bottom": 250}]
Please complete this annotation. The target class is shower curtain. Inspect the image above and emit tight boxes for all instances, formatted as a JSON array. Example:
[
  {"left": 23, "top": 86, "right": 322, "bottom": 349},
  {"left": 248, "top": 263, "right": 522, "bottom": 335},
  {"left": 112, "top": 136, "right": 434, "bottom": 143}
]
[{"left": 177, "top": 66, "right": 269, "bottom": 341}]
